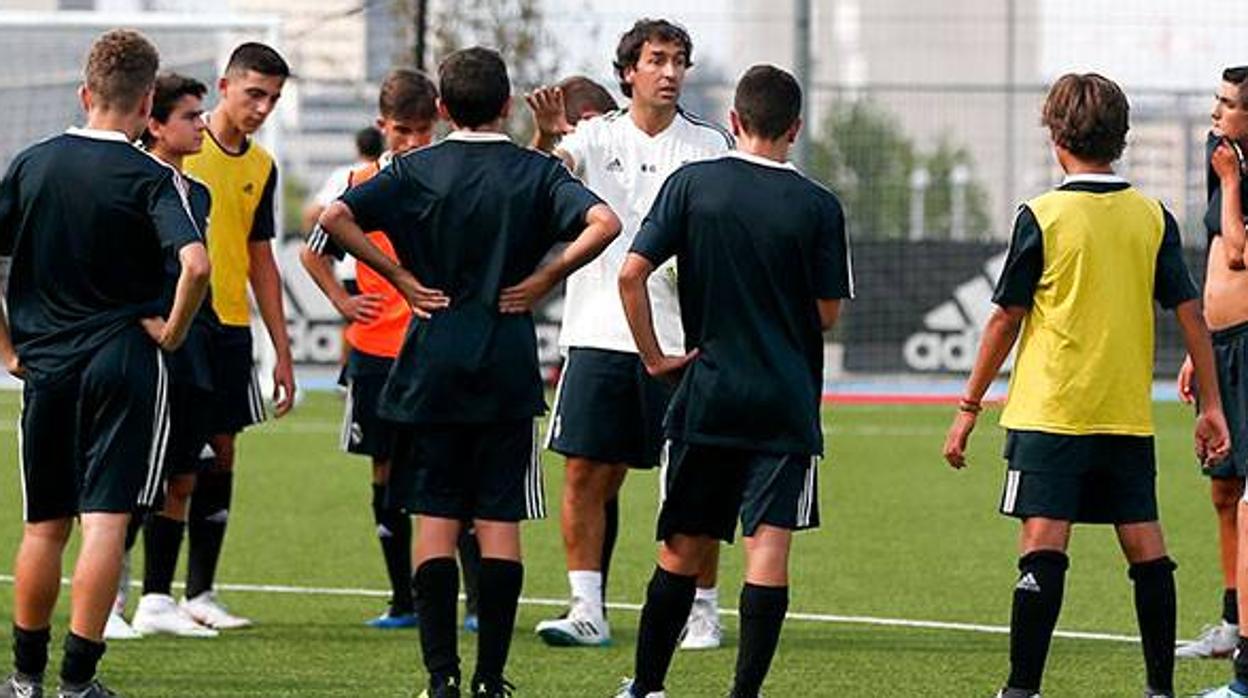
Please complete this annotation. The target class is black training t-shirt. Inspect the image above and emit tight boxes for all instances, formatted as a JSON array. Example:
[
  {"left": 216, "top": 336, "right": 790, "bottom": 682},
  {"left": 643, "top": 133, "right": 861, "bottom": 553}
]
[
  {"left": 0, "top": 129, "right": 202, "bottom": 385},
  {"left": 161, "top": 172, "right": 219, "bottom": 391},
  {"left": 631, "top": 152, "right": 854, "bottom": 455},
  {"left": 340, "top": 132, "right": 603, "bottom": 424}
]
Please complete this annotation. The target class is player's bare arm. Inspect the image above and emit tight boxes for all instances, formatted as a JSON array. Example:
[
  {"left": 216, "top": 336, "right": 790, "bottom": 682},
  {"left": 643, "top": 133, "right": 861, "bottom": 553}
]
[
  {"left": 499, "top": 203, "right": 620, "bottom": 314},
  {"left": 619, "top": 251, "right": 699, "bottom": 383},
  {"left": 526, "top": 85, "right": 576, "bottom": 171},
  {"left": 0, "top": 258, "right": 20, "bottom": 377},
  {"left": 818, "top": 299, "right": 842, "bottom": 331},
  {"left": 943, "top": 305, "right": 1027, "bottom": 469},
  {"left": 318, "top": 200, "right": 448, "bottom": 319},
  {"left": 1213, "top": 140, "right": 1247, "bottom": 269},
  {"left": 248, "top": 239, "right": 296, "bottom": 416},
  {"left": 142, "top": 241, "right": 211, "bottom": 352},
  {"left": 297, "top": 244, "right": 383, "bottom": 324},
  {"left": 1176, "top": 298, "right": 1232, "bottom": 465}
]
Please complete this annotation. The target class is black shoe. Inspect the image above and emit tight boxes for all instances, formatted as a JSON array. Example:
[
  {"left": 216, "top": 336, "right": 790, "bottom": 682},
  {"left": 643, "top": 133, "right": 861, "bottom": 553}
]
[
  {"left": 470, "top": 677, "right": 515, "bottom": 697},
  {"left": 0, "top": 673, "right": 43, "bottom": 698},
  {"left": 417, "top": 675, "right": 461, "bottom": 698},
  {"left": 57, "top": 680, "right": 118, "bottom": 698}
]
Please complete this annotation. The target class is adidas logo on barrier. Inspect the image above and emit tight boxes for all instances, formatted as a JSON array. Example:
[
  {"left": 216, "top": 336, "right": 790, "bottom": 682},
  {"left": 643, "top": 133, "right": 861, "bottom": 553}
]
[{"left": 903, "top": 251, "right": 1011, "bottom": 372}]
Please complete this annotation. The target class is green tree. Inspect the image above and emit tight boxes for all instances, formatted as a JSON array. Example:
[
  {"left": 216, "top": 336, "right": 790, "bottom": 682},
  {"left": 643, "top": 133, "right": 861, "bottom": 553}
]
[{"left": 809, "top": 100, "right": 991, "bottom": 240}]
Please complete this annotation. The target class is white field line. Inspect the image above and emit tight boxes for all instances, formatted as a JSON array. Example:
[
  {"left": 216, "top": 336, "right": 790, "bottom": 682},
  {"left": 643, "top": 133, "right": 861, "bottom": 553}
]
[{"left": 0, "top": 574, "right": 1143, "bottom": 644}]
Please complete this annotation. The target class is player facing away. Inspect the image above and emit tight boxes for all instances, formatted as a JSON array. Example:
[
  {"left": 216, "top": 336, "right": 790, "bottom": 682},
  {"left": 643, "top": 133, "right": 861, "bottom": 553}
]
[
  {"left": 127, "top": 74, "right": 224, "bottom": 639},
  {"left": 615, "top": 65, "right": 852, "bottom": 698},
  {"left": 527, "top": 18, "right": 733, "bottom": 650},
  {"left": 301, "top": 68, "right": 443, "bottom": 630},
  {"left": 1175, "top": 66, "right": 1248, "bottom": 661},
  {"left": 180, "top": 42, "right": 295, "bottom": 631},
  {"left": 0, "top": 30, "right": 211, "bottom": 698},
  {"left": 943, "top": 73, "right": 1231, "bottom": 698},
  {"left": 318, "top": 47, "right": 621, "bottom": 698}
]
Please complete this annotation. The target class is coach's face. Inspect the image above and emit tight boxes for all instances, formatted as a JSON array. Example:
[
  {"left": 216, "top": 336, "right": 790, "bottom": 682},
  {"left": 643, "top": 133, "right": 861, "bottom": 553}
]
[
  {"left": 625, "top": 39, "right": 688, "bottom": 107},
  {"left": 219, "top": 69, "right": 285, "bottom": 135},
  {"left": 1212, "top": 81, "right": 1248, "bottom": 142}
]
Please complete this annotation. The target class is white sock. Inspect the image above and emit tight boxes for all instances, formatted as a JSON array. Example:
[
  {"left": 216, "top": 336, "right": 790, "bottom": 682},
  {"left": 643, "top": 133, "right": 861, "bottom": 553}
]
[
  {"left": 569, "top": 570, "right": 604, "bottom": 618},
  {"left": 694, "top": 586, "right": 719, "bottom": 608}
]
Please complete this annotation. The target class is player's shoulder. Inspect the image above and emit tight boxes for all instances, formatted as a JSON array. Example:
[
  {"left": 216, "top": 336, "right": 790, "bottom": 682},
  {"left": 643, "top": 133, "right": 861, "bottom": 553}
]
[{"left": 674, "top": 107, "right": 734, "bottom": 150}]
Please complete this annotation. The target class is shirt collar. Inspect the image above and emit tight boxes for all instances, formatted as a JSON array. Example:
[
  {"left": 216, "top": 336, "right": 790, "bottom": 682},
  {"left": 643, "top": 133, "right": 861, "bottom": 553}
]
[
  {"left": 725, "top": 150, "right": 798, "bottom": 171},
  {"left": 66, "top": 126, "right": 133, "bottom": 144},
  {"left": 445, "top": 130, "right": 511, "bottom": 144},
  {"left": 378, "top": 151, "right": 395, "bottom": 169},
  {"left": 1060, "top": 172, "right": 1128, "bottom": 186}
]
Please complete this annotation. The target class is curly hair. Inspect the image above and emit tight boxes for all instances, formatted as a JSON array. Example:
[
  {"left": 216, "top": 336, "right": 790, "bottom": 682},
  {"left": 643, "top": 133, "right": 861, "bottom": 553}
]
[{"left": 84, "top": 29, "right": 160, "bottom": 111}]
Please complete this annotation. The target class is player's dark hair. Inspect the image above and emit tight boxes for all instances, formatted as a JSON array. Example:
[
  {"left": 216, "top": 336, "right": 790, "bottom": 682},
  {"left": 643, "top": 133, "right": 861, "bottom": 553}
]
[
  {"left": 150, "top": 73, "right": 207, "bottom": 124},
  {"left": 1224, "top": 66, "right": 1248, "bottom": 105},
  {"left": 438, "top": 47, "right": 510, "bottom": 128},
  {"left": 140, "top": 72, "right": 207, "bottom": 147},
  {"left": 734, "top": 65, "right": 801, "bottom": 140},
  {"left": 84, "top": 29, "right": 160, "bottom": 112},
  {"left": 1041, "top": 72, "right": 1129, "bottom": 164},
  {"left": 355, "top": 126, "right": 383, "bottom": 160},
  {"left": 379, "top": 68, "right": 438, "bottom": 123},
  {"left": 226, "top": 42, "right": 290, "bottom": 79},
  {"left": 558, "top": 75, "right": 617, "bottom": 125},
  {"left": 613, "top": 19, "right": 693, "bottom": 98}
]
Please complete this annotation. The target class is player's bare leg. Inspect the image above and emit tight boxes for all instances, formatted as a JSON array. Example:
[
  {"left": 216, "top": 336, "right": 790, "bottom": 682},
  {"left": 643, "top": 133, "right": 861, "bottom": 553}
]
[
  {"left": 731, "top": 526, "right": 794, "bottom": 697},
  {"left": 1116, "top": 521, "right": 1177, "bottom": 697}
]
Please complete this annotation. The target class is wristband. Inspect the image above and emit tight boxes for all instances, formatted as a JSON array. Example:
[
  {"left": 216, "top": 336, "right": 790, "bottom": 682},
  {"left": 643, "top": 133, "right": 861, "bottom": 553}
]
[{"left": 958, "top": 399, "right": 982, "bottom": 415}]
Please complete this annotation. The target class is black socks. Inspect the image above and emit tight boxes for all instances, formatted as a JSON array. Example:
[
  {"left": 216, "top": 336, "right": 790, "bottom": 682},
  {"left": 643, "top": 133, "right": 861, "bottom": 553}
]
[
  {"left": 1226, "top": 587, "right": 1239, "bottom": 626},
  {"left": 633, "top": 567, "right": 697, "bottom": 695},
  {"left": 602, "top": 496, "right": 620, "bottom": 611},
  {"left": 473, "top": 559, "right": 523, "bottom": 687},
  {"left": 1130, "top": 557, "right": 1177, "bottom": 695},
  {"left": 371, "top": 483, "right": 413, "bottom": 614},
  {"left": 59, "top": 633, "right": 104, "bottom": 687},
  {"left": 142, "top": 514, "right": 186, "bottom": 597},
  {"left": 731, "top": 584, "right": 789, "bottom": 698},
  {"left": 415, "top": 557, "right": 461, "bottom": 684},
  {"left": 11, "top": 625, "right": 49, "bottom": 679},
  {"left": 1006, "top": 550, "right": 1069, "bottom": 693},
  {"left": 186, "top": 468, "right": 233, "bottom": 599}
]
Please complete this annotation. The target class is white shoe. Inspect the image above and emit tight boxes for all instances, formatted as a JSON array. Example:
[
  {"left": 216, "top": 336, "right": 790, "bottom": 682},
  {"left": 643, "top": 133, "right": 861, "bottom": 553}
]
[
  {"left": 1176, "top": 621, "right": 1238, "bottom": 658},
  {"left": 613, "top": 679, "right": 665, "bottom": 698},
  {"left": 679, "top": 598, "right": 722, "bottom": 650},
  {"left": 102, "top": 611, "right": 140, "bottom": 641},
  {"left": 1192, "top": 686, "right": 1248, "bottom": 698},
  {"left": 180, "top": 591, "right": 252, "bottom": 630},
  {"left": 535, "top": 597, "right": 611, "bottom": 647},
  {"left": 132, "top": 594, "right": 218, "bottom": 638}
]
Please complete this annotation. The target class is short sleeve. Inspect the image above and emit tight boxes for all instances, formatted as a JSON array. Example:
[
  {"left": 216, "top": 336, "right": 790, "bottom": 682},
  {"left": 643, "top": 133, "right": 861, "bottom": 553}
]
[
  {"left": 814, "top": 192, "right": 854, "bottom": 300},
  {"left": 149, "top": 172, "right": 202, "bottom": 252},
  {"left": 313, "top": 166, "right": 350, "bottom": 208},
  {"left": 248, "top": 164, "right": 277, "bottom": 242},
  {"left": 305, "top": 223, "right": 346, "bottom": 261},
  {"left": 557, "top": 117, "right": 595, "bottom": 172},
  {"left": 1155, "top": 207, "right": 1199, "bottom": 309},
  {"left": 340, "top": 162, "right": 405, "bottom": 235},
  {"left": 546, "top": 160, "right": 604, "bottom": 242},
  {"left": 631, "top": 169, "right": 689, "bottom": 265},
  {"left": 992, "top": 205, "right": 1044, "bottom": 308},
  {"left": 0, "top": 156, "right": 19, "bottom": 257}
]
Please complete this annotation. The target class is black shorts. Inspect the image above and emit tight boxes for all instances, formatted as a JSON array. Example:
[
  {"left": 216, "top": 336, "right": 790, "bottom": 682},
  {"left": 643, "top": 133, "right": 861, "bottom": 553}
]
[
  {"left": 339, "top": 350, "right": 396, "bottom": 460},
  {"left": 657, "top": 440, "right": 820, "bottom": 543},
  {"left": 164, "top": 381, "right": 214, "bottom": 477},
  {"left": 388, "top": 420, "right": 544, "bottom": 522},
  {"left": 211, "top": 325, "right": 266, "bottom": 435},
  {"left": 1204, "top": 321, "right": 1248, "bottom": 479},
  {"left": 19, "top": 326, "right": 170, "bottom": 522},
  {"left": 546, "top": 348, "right": 670, "bottom": 469},
  {"left": 1000, "top": 430, "right": 1158, "bottom": 524}
]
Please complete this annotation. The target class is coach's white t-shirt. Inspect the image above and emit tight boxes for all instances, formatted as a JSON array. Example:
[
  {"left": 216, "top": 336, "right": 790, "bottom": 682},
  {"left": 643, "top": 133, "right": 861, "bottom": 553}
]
[{"left": 558, "top": 108, "right": 733, "bottom": 355}]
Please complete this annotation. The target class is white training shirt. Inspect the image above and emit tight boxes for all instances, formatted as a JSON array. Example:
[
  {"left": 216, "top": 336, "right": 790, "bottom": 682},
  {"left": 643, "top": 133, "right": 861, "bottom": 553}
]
[{"left": 557, "top": 107, "right": 733, "bottom": 355}]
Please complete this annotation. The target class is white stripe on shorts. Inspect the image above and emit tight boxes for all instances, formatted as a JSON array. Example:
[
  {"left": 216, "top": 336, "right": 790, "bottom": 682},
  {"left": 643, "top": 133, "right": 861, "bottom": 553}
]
[
  {"left": 543, "top": 356, "right": 569, "bottom": 450},
  {"left": 658, "top": 440, "right": 671, "bottom": 505},
  {"left": 339, "top": 381, "right": 354, "bottom": 452},
  {"left": 1002, "top": 470, "right": 1021, "bottom": 514},
  {"left": 17, "top": 388, "right": 27, "bottom": 521},
  {"left": 796, "top": 456, "right": 819, "bottom": 528},
  {"left": 248, "top": 364, "right": 266, "bottom": 425},
  {"left": 140, "top": 351, "right": 171, "bottom": 507},
  {"left": 525, "top": 420, "right": 547, "bottom": 518}
]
